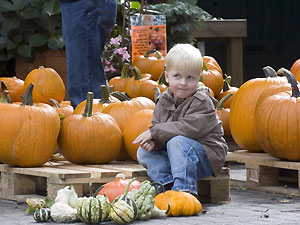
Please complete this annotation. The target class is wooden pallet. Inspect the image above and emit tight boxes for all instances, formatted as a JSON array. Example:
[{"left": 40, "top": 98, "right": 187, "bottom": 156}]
[
  {"left": 227, "top": 150, "right": 300, "bottom": 196},
  {"left": 0, "top": 160, "right": 149, "bottom": 202}
]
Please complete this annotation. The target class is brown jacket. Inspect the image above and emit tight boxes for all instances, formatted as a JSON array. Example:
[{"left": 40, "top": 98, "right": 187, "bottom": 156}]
[{"left": 149, "top": 87, "right": 228, "bottom": 176}]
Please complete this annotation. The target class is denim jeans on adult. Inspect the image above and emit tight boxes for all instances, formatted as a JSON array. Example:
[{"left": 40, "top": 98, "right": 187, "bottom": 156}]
[
  {"left": 137, "top": 135, "right": 213, "bottom": 195},
  {"left": 60, "top": 0, "right": 117, "bottom": 108}
]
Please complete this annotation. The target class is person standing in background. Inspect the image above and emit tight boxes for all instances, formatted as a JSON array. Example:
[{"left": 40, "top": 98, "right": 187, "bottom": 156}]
[{"left": 59, "top": 0, "right": 117, "bottom": 108}]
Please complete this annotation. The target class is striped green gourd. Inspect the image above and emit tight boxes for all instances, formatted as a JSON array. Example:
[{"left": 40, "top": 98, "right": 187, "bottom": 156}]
[
  {"left": 33, "top": 208, "right": 51, "bottom": 222},
  {"left": 77, "top": 195, "right": 110, "bottom": 224},
  {"left": 110, "top": 178, "right": 138, "bottom": 224}
]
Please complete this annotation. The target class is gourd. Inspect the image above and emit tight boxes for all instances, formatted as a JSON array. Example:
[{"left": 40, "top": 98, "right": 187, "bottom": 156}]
[
  {"left": 109, "top": 178, "right": 138, "bottom": 223},
  {"left": 77, "top": 195, "right": 110, "bottom": 224},
  {"left": 33, "top": 208, "right": 51, "bottom": 222},
  {"left": 95, "top": 173, "right": 141, "bottom": 203},
  {"left": 154, "top": 190, "right": 202, "bottom": 216}
]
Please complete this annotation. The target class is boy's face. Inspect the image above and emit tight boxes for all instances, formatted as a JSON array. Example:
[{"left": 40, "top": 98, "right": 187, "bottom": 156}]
[{"left": 165, "top": 69, "right": 200, "bottom": 99}]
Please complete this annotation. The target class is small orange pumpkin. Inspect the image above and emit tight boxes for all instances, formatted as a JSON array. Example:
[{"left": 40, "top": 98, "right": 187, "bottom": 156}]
[
  {"left": 290, "top": 58, "right": 300, "bottom": 82},
  {"left": 215, "top": 75, "right": 238, "bottom": 108},
  {"left": 0, "top": 77, "right": 24, "bottom": 102},
  {"left": 216, "top": 93, "right": 233, "bottom": 136}
]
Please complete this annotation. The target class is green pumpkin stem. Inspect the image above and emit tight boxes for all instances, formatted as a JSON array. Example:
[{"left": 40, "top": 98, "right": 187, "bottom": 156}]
[
  {"left": 202, "top": 61, "right": 208, "bottom": 71},
  {"left": 100, "top": 85, "right": 111, "bottom": 103},
  {"left": 157, "top": 71, "right": 168, "bottom": 86},
  {"left": 21, "top": 83, "right": 34, "bottom": 106},
  {"left": 124, "top": 178, "right": 136, "bottom": 196},
  {"left": 92, "top": 185, "right": 105, "bottom": 198},
  {"left": 0, "top": 82, "right": 12, "bottom": 103},
  {"left": 216, "top": 93, "right": 233, "bottom": 110},
  {"left": 49, "top": 99, "right": 60, "bottom": 108},
  {"left": 132, "top": 66, "right": 143, "bottom": 80},
  {"left": 154, "top": 87, "right": 161, "bottom": 102},
  {"left": 262, "top": 66, "right": 277, "bottom": 78},
  {"left": 111, "top": 91, "right": 131, "bottom": 101},
  {"left": 154, "top": 51, "right": 163, "bottom": 59},
  {"left": 120, "top": 63, "right": 130, "bottom": 78},
  {"left": 83, "top": 92, "right": 94, "bottom": 117},
  {"left": 223, "top": 75, "right": 231, "bottom": 92},
  {"left": 277, "top": 68, "right": 300, "bottom": 98}
]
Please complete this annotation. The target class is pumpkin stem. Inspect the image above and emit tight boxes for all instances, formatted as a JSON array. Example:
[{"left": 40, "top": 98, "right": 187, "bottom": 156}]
[
  {"left": 277, "top": 68, "right": 300, "bottom": 98},
  {"left": 100, "top": 85, "right": 111, "bottom": 103},
  {"left": 0, "top": 81, "right": 12, "bottom": 103},
  {"left": 154, "top": 87, "right": 161, "bottom": 102},
  {"left": 83, "top": 92, "right": 94, "bottom": 117},
  {"left": 49, "top": 99, "right": 61, "bottom": 108},
  {"left": 21, "top": 83, "right": 34, "bottom": 106},
  {"left": 38, "top": 65, "right": 45, "bottom": 69},
  {"left": 157, "top": 70, "right": 168, "bottom": 86},
  {"left": 132, "top": 66, "right": 143, "bottom": 80},
  {"left": 111, "top": 91, "right": 131, "bottom": 101},
  {"left": 120, "top": 63, "right": 130, "bottom": 79},
  {"left": 92, "top": 185, "right": 104, "bottom": 198},
  {"left": 154, "top": 51, "right": 163, "bottom": 59},
  {"left": 216, "top": 93, "right": 233, "bottom": 110},
  {"left": 202, "top": 61, "right": 208, "bottom": 71},
  {"left": 124, "top": 178, "right": 136, "bottom": 196},
  {"left": 89, "top": 183, "right": 93, "bottom": 197},
  {"left": 222, "top": 75, "right": 231, "bottom": 92},
  {"left": 262, "top": 66, "right": 277, "bottom": 78}
]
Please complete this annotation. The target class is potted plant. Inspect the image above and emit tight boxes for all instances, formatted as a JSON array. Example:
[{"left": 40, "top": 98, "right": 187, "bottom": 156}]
[{"left": 0, "top": 0, "right": 64, "bottom": 77}]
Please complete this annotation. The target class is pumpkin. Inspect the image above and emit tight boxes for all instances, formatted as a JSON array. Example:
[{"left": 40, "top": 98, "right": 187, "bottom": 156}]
[
  {"left": 33, "top": 208, "right": 51, "bottom": 222},
  {"left": 49, "top": 99, "right": 74, "bottom": 119},
  {"left": 73, "top": 85, "right": 120, "bottom": 115},
  {"left": 109, "top": 63, "right": 131, "bottom": 92},
  {"left": 201, "top": 56, "right": 224, "bottom": 96},
  {"left": 102, "top": 93, "right": 155, "bottom": 160},
  {"left": 154, "top": 190, "right": 202, "bottom": 216},
  {"left": 216, "top": 93, "right": 233, "bottom": 136},
  {"left": 23, "top": 66, "right": 65, "bottom": 103},
  {"left": 0, "top": 76, "right": 24, "bottom": 102},
  {"left": 124, "top": 67, "right": 150, "bottom": 98},
  {"left": 0, "top": 84, "right": 60, "bottom": 167},
  {"left": 215, "top": 75, "right": 238, "bottom": 108},
  {"left": 123, "top": 109, "right": 154, "bottom": 161},
  {"left": 149, "top": 51, "right": 165, "bottom": 80},
  {"left": 255, "top": 68, "right": 300, "bottom": 160},
  {"left": 290, "top": 58, "right": 300, "bottom": 82},
  {"left": 58, "top": 92, "right": 122, "bottom": 164},
  {"left": 95, "top": 173, "right": 141, "bottom": 203},
  {"left": 77, "top": 195, "right": 110, "bottom": 224},
  {"left": 132, "top": 53, "right": 156, "bottom": 75},
  {"left": 229, "top": 66, "right": 287, "bottom": 152}
]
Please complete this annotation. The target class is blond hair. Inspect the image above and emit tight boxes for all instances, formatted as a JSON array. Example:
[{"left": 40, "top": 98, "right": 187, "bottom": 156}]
[{"left": 165, "top": 44, "right": 203, "bottom": 75}]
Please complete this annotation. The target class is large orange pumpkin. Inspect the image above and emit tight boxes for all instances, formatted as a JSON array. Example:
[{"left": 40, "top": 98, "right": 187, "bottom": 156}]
[
  {"left": 0, "top": 84, "right": 60, "bottom": 167},
  {"left": 58, "top": 92, "right": 122, "bottom": 164},
  {"left": 123, "top": 109, "right": 154, "bottom": 161},
  {"left": 23, "top": 66, "right": 65, "bottom": 103},
  {"left": 229, "top": 66, "right": 287, "bottom": 152},
  {"left": 290, "top": 58, "right": 300, "bottom": 82},
  {"left": 255, "top": 69, "right": 300, "bottom": 160},
  {"left": 0, "top": 77, "right": 24, "bottom": 102},
  {"left": 201, "top": 56, "right": 224, "bottom": 96}
]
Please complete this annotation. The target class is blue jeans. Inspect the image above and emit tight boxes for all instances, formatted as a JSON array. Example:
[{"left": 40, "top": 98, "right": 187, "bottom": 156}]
[
  {"left": 137, "top": 135, "right": 213, "bottom": 195},
  {"left": 60, "top": 0, "right": 117, "bottom": 108}
]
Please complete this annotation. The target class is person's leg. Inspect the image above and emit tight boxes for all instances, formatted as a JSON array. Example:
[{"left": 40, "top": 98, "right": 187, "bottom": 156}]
[
  {"left": 137, "top": 147, "right": 173, "bottom": 193},
  {"left": 166, "top": 135, "right": 213, "bottom": 195},
  {"left": 60, "top": 0, "right": 116, "bottom": 108}
]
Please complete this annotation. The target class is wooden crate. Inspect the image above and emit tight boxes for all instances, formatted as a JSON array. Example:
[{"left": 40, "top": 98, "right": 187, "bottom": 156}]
[
  {"left": 227, "top": 150, "right": 300, "bottom": 196},
  {"left": 0, "top": 160, "right": 148, "bottom": 202}
]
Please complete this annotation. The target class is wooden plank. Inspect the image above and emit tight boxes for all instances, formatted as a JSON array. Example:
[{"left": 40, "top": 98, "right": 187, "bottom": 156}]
[{"left": 90, "top": 164, "right": 147, "bottom": 178}]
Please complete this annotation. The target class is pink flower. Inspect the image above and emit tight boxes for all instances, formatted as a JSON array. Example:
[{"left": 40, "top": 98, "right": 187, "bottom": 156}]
[
  {"left": 105, "top": 60, "right": 110, "bottom": 65},
  {"left": 113, "top": 48, "right": 123, "bottom": 55},
  {"left": 110, "top": 37, "right": 120, "bottom": 45},
  {"left": 122, "top": 51, "right": 130, "bottom": 61}
]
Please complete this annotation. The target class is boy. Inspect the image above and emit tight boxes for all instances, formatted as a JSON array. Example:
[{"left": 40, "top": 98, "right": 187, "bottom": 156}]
[{"left": 133, "top": 44, "right": 228, "bottom": 196}]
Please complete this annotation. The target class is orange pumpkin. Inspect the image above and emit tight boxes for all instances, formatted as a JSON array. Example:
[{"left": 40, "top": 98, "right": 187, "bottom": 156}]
[
  {"left": 0, "top": 77, "right": 24, "bottom": 102},
  {"left": 215, "top": 75, "right": 238, "bottom": 108},
  {"left": 229, "top": 66, "right": 287, "bottom": 152},
  {"left": 96, "top": 173, "right": 141, "bottom": 202},
  {"left": 124, "top": 67, "right": 150, "bottom": 98},
  {"left": 154, "top": 190, "right": 202, "bottom": 216},
  {"left": 149, "top": 51, "right": 165, "bottom": 80},
  {"left": 49, "top": 99, "right": 74, "bottom": 118},
  {"left": 123, "top": 109, "right": 154, "bottom": 161},
  {"left": 201, "top": 56, "right": 224, "bottom": 96},
  {"left": 132, "top": 54, "right": 156, "bottom": 75},
  {"left": 216, "top": 93, "right": 233, "bottom": 136},
  {"left": 255, "top": 68, "right": 300, "bottom": 160},
  {"left": 23, "top": 66, "right": 65, "bottom": 103},
  {"left": 108, "top": 63, "right": 131, "bottom": 92},
  {"left": 58, "top": 92, "right": 122, "bottom": 164},
  {"left": 290, "top": 58, "right": 300, "bottom": 82},
  {"left": 0, "top": 84, "right": 60, "bottom": 167}
]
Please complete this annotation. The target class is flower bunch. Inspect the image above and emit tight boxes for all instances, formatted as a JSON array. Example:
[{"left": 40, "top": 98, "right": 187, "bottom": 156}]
[{"left": 102, "top": 35, "right": 130, "bottom": 78}]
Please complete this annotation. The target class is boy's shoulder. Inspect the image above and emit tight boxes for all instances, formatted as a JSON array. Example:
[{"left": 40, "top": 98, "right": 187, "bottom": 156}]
[{"left": 194, "top": 86, "right": 211, "bottom": 101}]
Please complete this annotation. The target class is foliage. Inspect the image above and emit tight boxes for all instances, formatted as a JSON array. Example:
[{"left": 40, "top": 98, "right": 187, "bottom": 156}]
[
  {"left": 147, "top": 0, "right": 212, "bottom": 47},
  {"left": 0, "top": 0, "right": 64, "bottom": 74}
]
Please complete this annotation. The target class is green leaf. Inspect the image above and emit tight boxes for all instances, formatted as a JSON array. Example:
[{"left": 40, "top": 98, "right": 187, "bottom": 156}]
[
  {"left": 130, "top": 1, "right": 140, "bottom": 9},
  {"left": 0, "top": 1, "right": 13, "bottom": 12},
  {"left": 17, "top": 44, "right": 32, "bottom": 58},
  {"left": 0, "top": 37, "right": 11, "bottom": 49},
  {"left": 47, "top": 35, "right": 64, "bottom": 50},
  {"left": 43, "top": 1, "right": 60, "bottom": 16},
  {"left": 13, "top": 34, "right": 22, "bottom": 45},
  {"left": 20, "top": 8, "right": 41, "bottom": 19},
  {"left": 30, "top": 0, "right": 44, "bottom": 9},
  {"left": 12, "top": 0, "right": 26, "bottom": 11},
  {"left": 29, "top": 33, "right": 47, "bottom": 47},
  {"left": 6, "top": 42, "right": 17, "bottom": 51},
  {"left": 2, "top": 18, "right": 21, "bottom": 30}
]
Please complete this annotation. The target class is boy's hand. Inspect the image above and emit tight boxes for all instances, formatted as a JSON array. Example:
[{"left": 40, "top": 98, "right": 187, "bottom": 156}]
[
  {"left": 133, "top": 130, "right": 152, "bottom": 146},
  {"left": 140, "top": 140, "right": 155, "bottom": 152}
]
